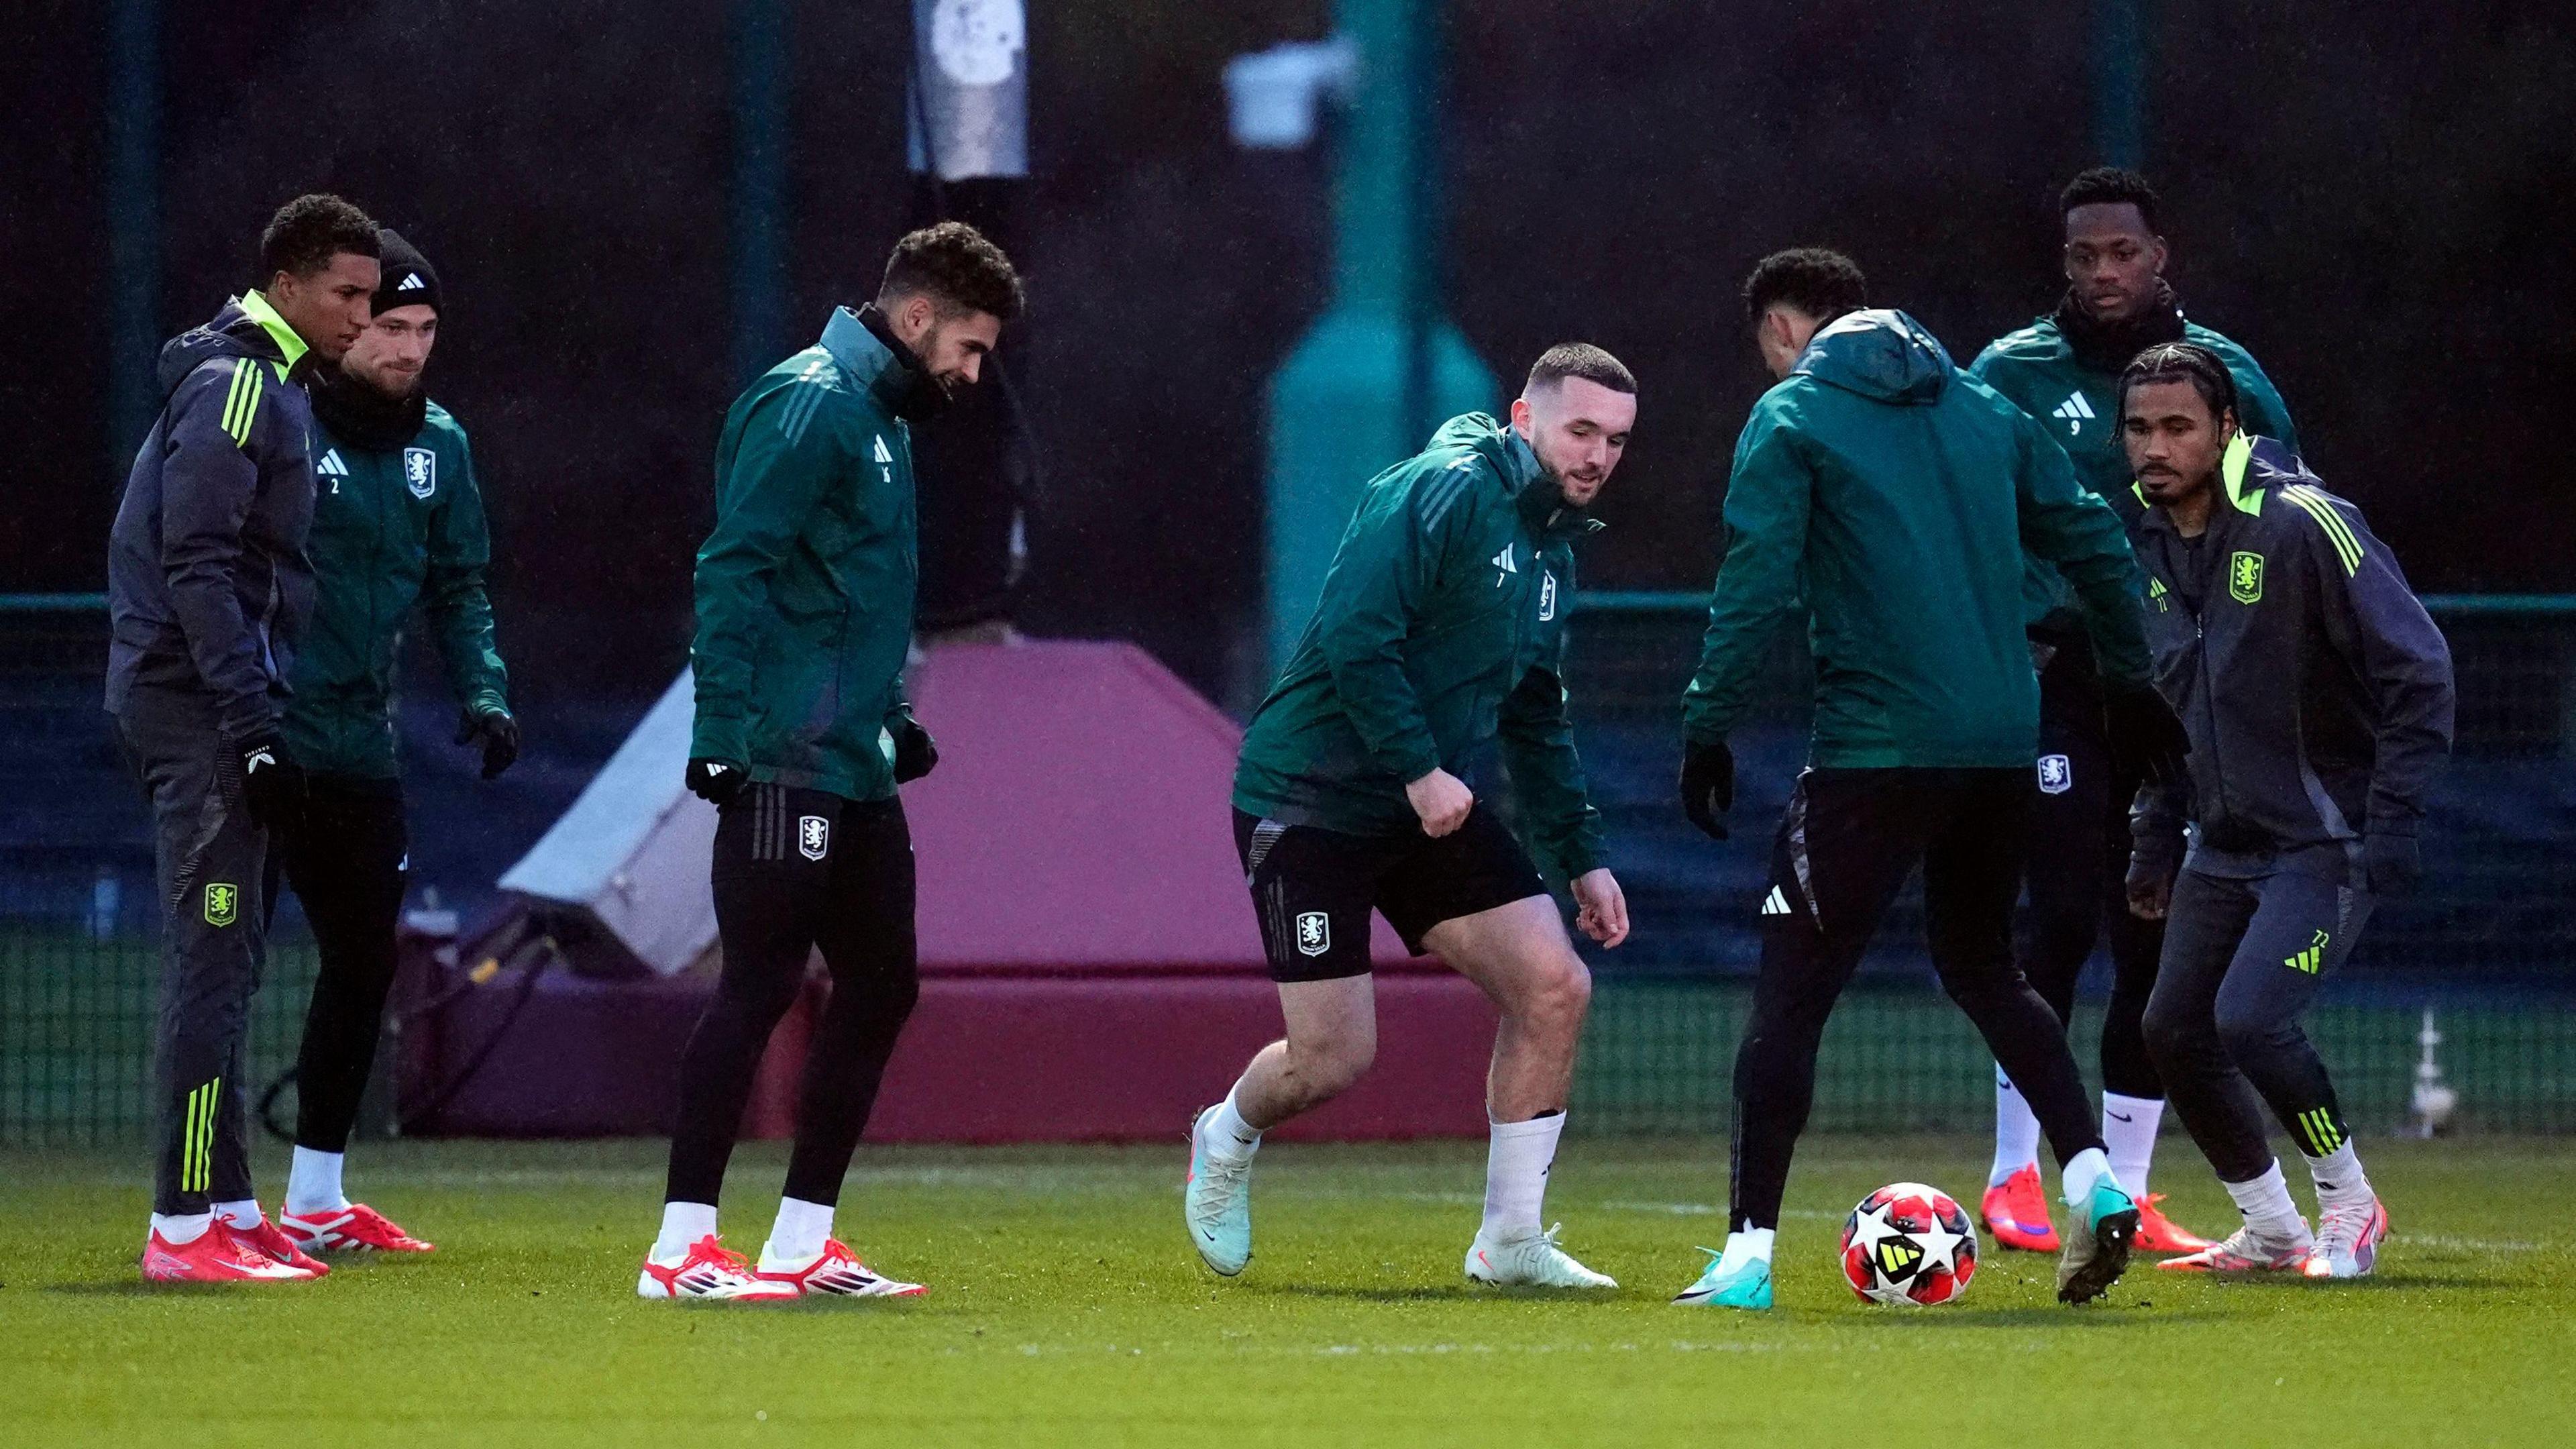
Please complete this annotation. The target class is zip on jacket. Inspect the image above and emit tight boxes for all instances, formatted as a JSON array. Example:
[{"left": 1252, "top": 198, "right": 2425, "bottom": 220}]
[{"left": 2129, "top": 434, "right": 2454, "bottom": 879}]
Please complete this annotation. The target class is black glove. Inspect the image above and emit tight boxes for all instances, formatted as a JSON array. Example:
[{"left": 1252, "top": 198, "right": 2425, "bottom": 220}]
[
  {"left": 2365, "top": 829, "right": 2422, "bottom": 896},
  {"left": 235, "top": 731, "right": 307, "bottom": 832},
  {"left": 890, "top": 717, "right": 938, "bottom": 785},
  {"left": 455, "top": 704, "right": 521, "bottom": 780},
  {"left": 2104, "top": 684, "right": 2190, "bottom": 788},
  {"left": 1679, "top": 737, "right": 1735, "bottom": 841},
  {"left": 685, "top": 756, "right": 747, "bottom": 806}
]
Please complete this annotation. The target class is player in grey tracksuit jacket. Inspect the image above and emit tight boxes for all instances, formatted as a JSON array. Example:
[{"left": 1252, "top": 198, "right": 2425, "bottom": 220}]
[
  {"left": 2118, "top": 343, "right": 2451, "bottom": 1270},
  {"left": 106, "top": 289, "right": 327, "bottom": 1224}
]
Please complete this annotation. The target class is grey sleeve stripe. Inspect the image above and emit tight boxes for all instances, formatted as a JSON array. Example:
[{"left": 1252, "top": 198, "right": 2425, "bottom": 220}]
[{"left": 1417, "top": 468, "right": 1478, "bottom": 532}]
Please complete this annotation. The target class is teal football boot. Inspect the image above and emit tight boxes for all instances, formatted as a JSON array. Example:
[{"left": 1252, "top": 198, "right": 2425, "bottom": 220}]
[
  {"left": 2056, "top": 1176, "right": 2139, "bottom": 1304},
  {"left": 1671, "top": 1248, "right": 1773, "bottom": 1309}
]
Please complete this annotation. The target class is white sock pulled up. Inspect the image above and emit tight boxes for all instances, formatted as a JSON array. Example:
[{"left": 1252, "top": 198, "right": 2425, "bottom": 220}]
[
  {"left": 2059, "top": 1147, "right": 2117, "bottom": 1208},
  {"left": 1989, "top": 1066, "right": 2041, "bottom": 1187},
  {"left": 2223, "top": 1160, "right": 2311, "bottom": 1245},
  {"left": 2300, "top": 1140, "right": 2373, "bottom": 1208},
  {"left": 285, "top": 1146, "right": 350, "bottom": 1216},
  {"left": 151, "top": 1212, "right": 213, "bottom": 1245},
  {"left": 1479, "top": 1111, "right": 1565, "bottom": 1240},
  {"left": 764, "top": 1196, "right": 835, "bottom": 1265},
  {"left": 212, "top": 1198, "right": 262, "bottom": 1230},
  {"left": 653, "top": 1201, "right": 718, "bottom": 1261},
  {"left": 1715, "top": 1228, "right": 1775, "bottom": 1276},
  {"left": 2102, "top": 1092, "right": 2163, "bottom": 1199},
  {"left": 1204, "top": 1082, "right": 1263, "bottom": 1165}
]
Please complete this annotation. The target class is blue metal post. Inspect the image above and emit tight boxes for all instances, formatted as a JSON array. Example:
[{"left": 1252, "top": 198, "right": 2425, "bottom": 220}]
[
  {"left": 2093, "top": 0, "right": 2147, "bottom": 169},
  {"left": 106, "top": 0, "right": 162, "bottom": 468},
  {"left": 731, "top": 0, "right": 790, "bottom": 383},
  {"left": 1261, "top": 0, "right": 1497, "bottom": 673}
]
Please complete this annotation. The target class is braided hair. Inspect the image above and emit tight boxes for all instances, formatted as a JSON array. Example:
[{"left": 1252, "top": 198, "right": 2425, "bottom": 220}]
[{"left": 2118, "top": 341, "right": 2238, "bottom": 425}]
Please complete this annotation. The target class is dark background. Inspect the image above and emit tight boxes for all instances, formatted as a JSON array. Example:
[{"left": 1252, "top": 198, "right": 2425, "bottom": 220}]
[{"left": 6, "top": 1, "right": 2571, "bottom": 713}]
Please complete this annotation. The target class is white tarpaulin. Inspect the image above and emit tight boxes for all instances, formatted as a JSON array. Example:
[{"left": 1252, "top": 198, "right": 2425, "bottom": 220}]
[{"left": 497, "top": 669, "right": 716, "bottom": 976}]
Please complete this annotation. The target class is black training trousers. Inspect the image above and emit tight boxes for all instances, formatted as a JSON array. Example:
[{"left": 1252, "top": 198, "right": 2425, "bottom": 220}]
[
  {"left": 664, "top": 783, "right": 919, "bottom": 1209},
  {"left": 116, "top": 684, "right": 268, "bottom": 1216},
  {"left": 275, "top": 775, "right": 409, "bottom": 1155},
  {"left": 1731, "top": 767, "right": 2106, "bottom": 1232},
  {"left": 2017, "top": 639, "right": 2164, "bottom": 1098},
  {"left": 2143, "top": 865, "right": 2371, "bottom": 1183}
]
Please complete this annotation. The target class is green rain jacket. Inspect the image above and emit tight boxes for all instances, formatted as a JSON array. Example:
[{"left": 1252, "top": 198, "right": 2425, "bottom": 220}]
[
  {"left": 689, "top": 308, "right": 922, "bottom": 802},
  {"left": 1233, "top": 413, "right": 1608, "bottom": 879},
  {"left": 1972, "top": 313, "right": 2296, "bottom": 635},
  {"left": 282, "top": 400, "right": 508, "bottom": 778},
  {"left": 1682, "top": 310, "right": 2150, "bottom": 768}
]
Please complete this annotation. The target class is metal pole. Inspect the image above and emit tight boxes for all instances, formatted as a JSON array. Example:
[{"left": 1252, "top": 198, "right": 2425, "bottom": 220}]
[
  {"left": 730, "top": 0, "right": 790, "bottom": 383},
  {"left": 2092, "top": 0, "right": 2146, "bottom": 169},
  {"left": 106, "top": 0, "right": 161, "bottom": 469},
  {"left": 1260, "top": 0, "right": 1497, "bottom": 674}
]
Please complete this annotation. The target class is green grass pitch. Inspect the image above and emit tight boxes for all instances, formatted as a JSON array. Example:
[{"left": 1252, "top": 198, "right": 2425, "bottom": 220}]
[{"left": 3, "top": 1134, "right": 2570, "bottom": 1446}]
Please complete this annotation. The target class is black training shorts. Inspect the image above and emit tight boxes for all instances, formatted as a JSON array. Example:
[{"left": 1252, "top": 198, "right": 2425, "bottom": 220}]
[{"left": 1232, "top": 806, "right": 1548, "bottom": 982}]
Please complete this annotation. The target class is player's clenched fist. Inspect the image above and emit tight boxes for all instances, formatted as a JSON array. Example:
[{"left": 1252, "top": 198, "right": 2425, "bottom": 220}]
[
  {"left": 1404, "top": 767, "right": 1474, "bottom": 837},
  {"left": 1572, "top": 868, "right": 1629, "bottom": 947}
]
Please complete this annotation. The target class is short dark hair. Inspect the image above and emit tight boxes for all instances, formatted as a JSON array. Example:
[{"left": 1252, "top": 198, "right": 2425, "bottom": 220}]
[
  {"left": 2118, "top": 341, "right": 2238, "bottom": 423},
  {"left": 879, "top": 221, "right": 1024, "bottom": 323},
  {"left": 2061, "top": 166, "right": 2161, "bottom": 234},
  {"left": 1741, "top": 248, "right": 1867, "bottom": 327},
  {"left": 1526, "top": 342, "right": 1635, "bottom": 396},
  {"left": 260, "top": 194, "right": 379, "bottom": 282}
]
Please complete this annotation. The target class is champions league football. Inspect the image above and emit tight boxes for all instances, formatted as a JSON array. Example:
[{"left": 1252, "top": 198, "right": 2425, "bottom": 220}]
[{"left": 1839, "top": 1183, "right": 1980, "bottom": 1306}]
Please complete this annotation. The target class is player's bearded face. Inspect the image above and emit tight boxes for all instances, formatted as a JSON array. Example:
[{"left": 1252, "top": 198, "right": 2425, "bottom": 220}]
[
  {"left": 2123, "top": 380, "right": 2232, "bottom": 506},
  {"left": 1517, "top": 377, "right": 1635, "bottom": 509},
  {"left": 343, "top": 305, "right": 438, "bottom": 398},
  {"left": 915, "top": 311, "right": 1004, "bottom": 394}
]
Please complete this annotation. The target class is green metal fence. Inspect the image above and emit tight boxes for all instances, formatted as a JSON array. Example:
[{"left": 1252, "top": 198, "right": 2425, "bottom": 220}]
[{"left": 3, "top": 593, "right": 2573, "bottom": 1143}]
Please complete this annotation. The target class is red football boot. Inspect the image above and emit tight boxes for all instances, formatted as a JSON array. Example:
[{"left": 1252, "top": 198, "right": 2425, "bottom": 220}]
[
  {"left": 1980, "top": 1164, "right": 2061, "bottom": 1252},
  {"left": 755, "top": 1238, "right": 926, "bottom": 1298},
  {"left": 279, "top": 1203, "right": 435, "bottom": 1254},
  {"left": 2133, "top": 1193, "right": 2218, "bottom": 1254},
  {"left": 225, "top": 1215, "right": 331, "bottom": 1277},
  {"left": 140, "top": 1224, "right": 316, "bottom": 1283}
]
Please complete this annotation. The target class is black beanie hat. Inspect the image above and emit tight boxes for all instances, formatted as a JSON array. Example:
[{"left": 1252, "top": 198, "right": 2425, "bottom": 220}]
[{"left": 372, "top": 228, "right": 441, "bottom": 315}]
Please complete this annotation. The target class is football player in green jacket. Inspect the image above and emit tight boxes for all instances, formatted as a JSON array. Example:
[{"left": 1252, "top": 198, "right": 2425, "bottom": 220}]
[
  {"left": 274, "top": 227, "right": 513, "bottom": 1260},
  {"left": 1189, "top": 346, "right": 1637, "bottom": 1292},
  {"left": 1968, "top": 168, "right": 2297, "bottom": 1257},
  {"left": 1671, "top": 249, "right": 2186, "bottom": 1311},
  {"left": 645, "top": 225, "right": 1021, "bottom": 1301}
]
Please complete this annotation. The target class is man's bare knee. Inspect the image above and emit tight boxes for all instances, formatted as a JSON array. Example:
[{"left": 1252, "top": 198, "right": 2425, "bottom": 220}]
[{"left": 1288, "top": 1027, "right": 1375, "bottom": 1098}]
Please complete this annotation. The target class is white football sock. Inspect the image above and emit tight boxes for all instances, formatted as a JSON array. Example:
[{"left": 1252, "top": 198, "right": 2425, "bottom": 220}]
[
  {"left": 1204, "top": 1082, "right": 1263, "bottom": 1165},
  {"left": 285, "top": 1146, "right": 350, "bottom": 1216},
  {"left": 2301, "top": 1140, "right": 2373, "bottom": 1208},
  {"left": 763, "top": 1195, "right": 835, "bottom": 1265},
  {"left": 1715, "top": 1228, "right": 1775, "bottom": 1275},
  {"left": 1989, "top": 1067, "right": 2041, "bottom": 1187},
  {"left": 2223, "top": 1160, "right": 2311, "bottom": 1245},
  {"left": 212, "top": 1198, "right": 262, "bottom": 1230},
  {"left": 152, "top": 1212, "right": 212, "bottom": 1245},
  {"left": 653, "top": 1201, "right": 718, "bottom": 1260},
  {"left": 2102, "top": 1092, "right": 2163, "bottom": 1199},
  {"left": 2059, "top": 1146, "right": 2116, "bottom": 1208},
  {"left": 1479, "top": 1111, "right": 1565, "bottom": 1240}
]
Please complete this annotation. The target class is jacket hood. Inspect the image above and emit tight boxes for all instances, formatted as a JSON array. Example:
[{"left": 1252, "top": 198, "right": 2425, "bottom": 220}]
[
  {"left": 1428, "top": 411, "right": 1536, "bottom": 488},
  {"left": 156, "top": 299, "right": 276, "bottom": 392},
  {"left": 1428, "top": 412, "right": 1600, "bottom": 537},
  {"left": 1792, "top": 309, "right": 1953, "bottom": 405}
]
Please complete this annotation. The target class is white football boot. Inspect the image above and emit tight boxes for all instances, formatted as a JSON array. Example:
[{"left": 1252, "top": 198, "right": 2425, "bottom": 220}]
[{"left": 1465, "top": 1223, "right": 1616, "bottom": 1289}]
